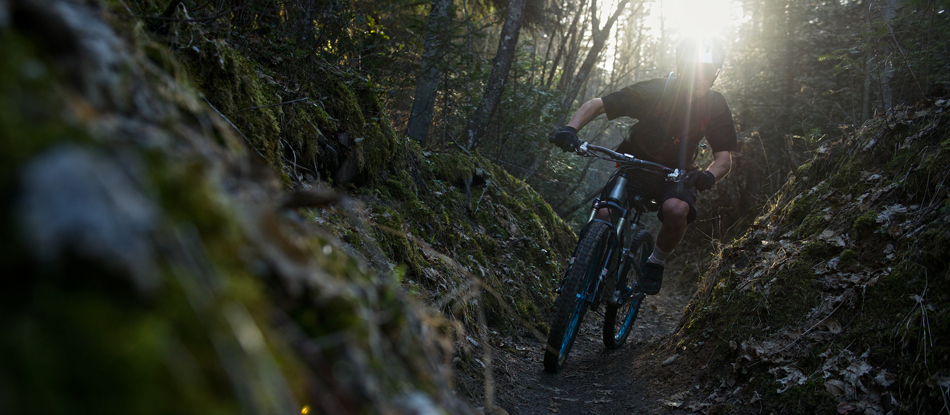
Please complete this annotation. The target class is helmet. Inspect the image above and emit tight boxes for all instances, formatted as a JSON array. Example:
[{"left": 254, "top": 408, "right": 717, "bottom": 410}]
[{"left": 675, "top": 36, "right": 726, "bottom": 73}]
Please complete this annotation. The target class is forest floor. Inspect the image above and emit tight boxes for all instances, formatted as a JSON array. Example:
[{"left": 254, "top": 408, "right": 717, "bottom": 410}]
[{"left": 462, "top": 283, "right": 711, "bottom": 415}]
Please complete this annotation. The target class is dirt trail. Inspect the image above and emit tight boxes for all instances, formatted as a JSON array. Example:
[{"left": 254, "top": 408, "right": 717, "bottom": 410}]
[{"left": 485, "top": 289, "right": 704, "bottom": 415}]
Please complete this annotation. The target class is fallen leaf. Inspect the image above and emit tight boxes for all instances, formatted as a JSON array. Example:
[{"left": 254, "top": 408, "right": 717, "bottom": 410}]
[
  {"left": 825, "top": 380, "right": 848, "bottom": 397},
  {"left": 770, "top": 366, "right": 808, "bottom": 393},
  {"left": 820, "top": 319, "right": 843, "bottom": 334},
  {"left": 876, "top": 204, "right": 907, "bottom": 224},
  {"left": 661, "top": 354, "right": 680, "bottom": 366},
  {"left": 819, "top": 230, "right": 847, "bottom": 247},
  {"left": 842, "top": 359, "right": 872, "bottom": 384},
  {"left": 875, "top": 369, "right": 896, "bottom": 388}
]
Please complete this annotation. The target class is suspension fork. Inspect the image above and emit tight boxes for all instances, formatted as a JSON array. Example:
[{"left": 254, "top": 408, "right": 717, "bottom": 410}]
[{"left": 578, "top": 238, "right": 619, "bottom": 311}]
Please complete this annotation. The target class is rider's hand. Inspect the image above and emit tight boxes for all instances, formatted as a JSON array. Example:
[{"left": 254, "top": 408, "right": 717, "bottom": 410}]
[
  {"left": 686, "top": 170, "right": 716, "bottom": 191},
  {"left": 549, "top": 126, "right": 581, "bottom": 152}
]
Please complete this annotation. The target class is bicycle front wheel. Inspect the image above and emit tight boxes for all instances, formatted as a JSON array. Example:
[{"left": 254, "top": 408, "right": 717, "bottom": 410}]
[
  {"left": 603, "top": 230, "right": 653, "bottom": 349},
  {"left": 543, "top": 221, "right": 611, "bottom": 373}
]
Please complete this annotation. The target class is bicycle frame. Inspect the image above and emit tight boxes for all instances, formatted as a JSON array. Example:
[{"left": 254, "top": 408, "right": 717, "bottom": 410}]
[
  {"left": 545, "top": 142, "right": 688, "bottom": 372},
  {"left": 570, "top": 144, "right": 683, "bottom": 309},
  {"left": 575, "top": 173, "right": 645, "bottom": 309}
]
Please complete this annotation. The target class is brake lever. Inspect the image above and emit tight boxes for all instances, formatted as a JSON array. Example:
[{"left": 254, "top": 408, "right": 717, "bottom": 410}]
[
  {"left": 576, "top": 141, "right": 589, "bottom": 154},
  {"left": 668, "top": 169, "right": 685, "bottom": 182}
]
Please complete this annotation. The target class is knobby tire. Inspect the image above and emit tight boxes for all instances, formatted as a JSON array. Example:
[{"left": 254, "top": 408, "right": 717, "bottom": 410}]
[
  {"left": 543, "top": 221, "right": 611, "bottom": 373},
  {"left": 603, "top": 231, "right": 653, "bottom": 349}
]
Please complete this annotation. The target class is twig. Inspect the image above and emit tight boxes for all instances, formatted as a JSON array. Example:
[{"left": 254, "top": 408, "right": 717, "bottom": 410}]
[
  {"left": 203, "top": 97, "right": 268, "bottom": 161},
  {"left": 476, "top": 286, "right": 495, "bottom": 412},
  {"left": 237, "top": 97, "right": 312, "bottom": 113},
  {"left": 354, "top": 214, "right": 552, "bottom": 343},
  {"left": 877, "top": 6, "right": 926, "bottom": 99},
  {"left": 773, "top": 290, "right": 852, "bottom": 356},
  {"left": 473, "top": 186, "right": 489, "bottom": 215},
  {"left": 134, "top": 8, "right": 233, "bottom": 23}
]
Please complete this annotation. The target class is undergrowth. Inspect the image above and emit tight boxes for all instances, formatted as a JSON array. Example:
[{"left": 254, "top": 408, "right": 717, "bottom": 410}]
[{"left": 677, "top": 99, "right": 950, "bottom": 413}]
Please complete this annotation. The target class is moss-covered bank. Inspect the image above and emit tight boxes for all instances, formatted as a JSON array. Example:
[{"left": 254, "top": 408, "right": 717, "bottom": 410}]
[
  {"left": 673, "top": 98, "right": 950, "bottom": 413},
  {"left": 111, "top": 0, "right": 578, "bottom": 336},
  {"left": 1, "top": 0, "right": 581, "bottom": 412},
  {"left": 0, "top": 0, "right": 472, "bottom": 413}
]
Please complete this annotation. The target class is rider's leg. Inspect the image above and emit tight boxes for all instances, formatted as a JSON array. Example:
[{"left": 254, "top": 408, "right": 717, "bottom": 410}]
[
  {"left": 640, "top": 198, "right": 690, "bottom": 295},
  {"left": 651, "top": 198, "right": 690, "bottom": 263}
]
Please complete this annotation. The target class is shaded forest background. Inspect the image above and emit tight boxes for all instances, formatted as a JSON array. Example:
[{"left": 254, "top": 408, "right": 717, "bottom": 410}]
[
  {"left": 167, "top": 0, "right": 949, "bottom": 232},
  {"left": 2, "top": 0, "right": 950, "bottom": 413}
]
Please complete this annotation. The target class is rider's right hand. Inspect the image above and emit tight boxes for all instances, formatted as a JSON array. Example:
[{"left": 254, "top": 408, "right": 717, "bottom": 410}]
[
  {"left": 685, "top": 170, "right": 716, "bottom": 191},
  {"left": 549, "top": 126, "right": 581, "bottom": 152}
]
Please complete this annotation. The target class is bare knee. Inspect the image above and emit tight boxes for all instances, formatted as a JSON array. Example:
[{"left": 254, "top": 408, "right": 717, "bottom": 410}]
[{"left": 662, "top": 199, "right": 689, "bottom": 226}]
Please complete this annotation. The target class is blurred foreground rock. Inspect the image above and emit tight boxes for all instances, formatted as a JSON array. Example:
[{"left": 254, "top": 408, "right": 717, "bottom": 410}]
[{"left": 0, "top": 0, "right": 472, "bottom": 413}]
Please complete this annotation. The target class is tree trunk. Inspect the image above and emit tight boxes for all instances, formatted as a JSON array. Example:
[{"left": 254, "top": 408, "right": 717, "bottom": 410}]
[
  {"left": 407, "top": 0, "right": 453, "bottom": 147},
  {"left": 557, "top": 10, "right": 591, "bottom": 94},
  {"left": 465, "top": 0, "right": 527, "bottom": 150},
  {"left": 553, "top": 157, "right": 596, "bottom": 216},
  {"left": 539, "top": 27, "right": 556, "bottom": 85},
  {"left": 879, "top": 0, "right": 900, "bottom": 110},
  {"left": 523, "top": 0, "right": 634, "bottom": 181},
  {"left": 862, "top": 2, "right": 873, "bottom": 122},
  {"left": 546, "top": 0, "right": 586, "bottom": 88},
  {"left": 556, "top": 0, "right": 633, "bottom": 124}
]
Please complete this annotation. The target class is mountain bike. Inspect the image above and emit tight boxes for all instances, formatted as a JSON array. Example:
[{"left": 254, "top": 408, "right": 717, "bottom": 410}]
[{"left": 543, "top": 142, "right": 686, "bottom": 373}]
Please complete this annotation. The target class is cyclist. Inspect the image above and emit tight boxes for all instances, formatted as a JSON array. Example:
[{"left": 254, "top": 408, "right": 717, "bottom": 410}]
[{"left": 549, "top": 36, "right": 738, "bottom": 295}]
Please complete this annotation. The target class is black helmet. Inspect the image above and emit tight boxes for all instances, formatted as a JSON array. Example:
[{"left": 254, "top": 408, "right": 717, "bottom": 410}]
[{"left": 675, "top": 36, "right": 726, "bottom": 73}]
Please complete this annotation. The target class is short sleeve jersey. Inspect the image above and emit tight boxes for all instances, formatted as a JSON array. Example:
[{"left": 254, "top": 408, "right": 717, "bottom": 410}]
[{"left": 600, "top": 77, "right": 738, "bottom": 170}]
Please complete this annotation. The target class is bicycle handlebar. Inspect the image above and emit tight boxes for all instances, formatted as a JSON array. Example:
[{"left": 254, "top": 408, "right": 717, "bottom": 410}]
[{"left": 577, "top": 142, "right": 684, "bottom": 181}]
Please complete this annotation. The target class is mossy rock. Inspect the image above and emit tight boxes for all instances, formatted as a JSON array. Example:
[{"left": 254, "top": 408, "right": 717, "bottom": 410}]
[{"left": 0, "top": 3, "right": 473, "bottom": 414}]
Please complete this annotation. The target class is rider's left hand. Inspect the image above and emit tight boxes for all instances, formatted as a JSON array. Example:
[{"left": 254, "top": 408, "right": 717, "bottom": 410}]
[
  {"left": 550, "top": 126, "right": 581, "bottom": 152},
  {"left": 686, "top": 170, "right": 716, "bottom": 191}
]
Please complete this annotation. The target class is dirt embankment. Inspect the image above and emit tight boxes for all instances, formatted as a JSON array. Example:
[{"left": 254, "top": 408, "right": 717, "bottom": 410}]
[{"left": 668, "top": 98, "right": 950, "bottom": 414}]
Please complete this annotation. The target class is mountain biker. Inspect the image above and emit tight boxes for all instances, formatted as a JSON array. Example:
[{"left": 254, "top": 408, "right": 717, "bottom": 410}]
[{"left": 549, "top": 36, "right": 738, "bottom": 296}]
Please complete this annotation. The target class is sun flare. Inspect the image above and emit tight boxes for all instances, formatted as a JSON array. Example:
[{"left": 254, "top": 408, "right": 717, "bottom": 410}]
[{"left": 651, "top": 0, "right": 742, "bottom": 40}]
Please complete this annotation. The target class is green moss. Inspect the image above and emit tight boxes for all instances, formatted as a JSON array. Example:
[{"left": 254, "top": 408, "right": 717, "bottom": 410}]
[
  {"left": 179, "top": 38, "right": 282, "bottom": 168},
  {"left": 801, "top": 239, "right": 839, "bottom": 259},
  {"left": 852, "top": 209, "right": 878, "bottom": 232},
  {"left": 916, "top": 225, "right": 950, "bottom": 268},
  {"left": 767, "top": 261, "right": 820, "bottom": 327},
  {"left": 428, "top": 151, "right": 476, "bottom": 187},
  {"left": 0, "top": 36, "right": 89, "bottom": 189},
  {"left": 795, "top": 160, "right": 812, "bottom": 176},
  {"left": 383, "top": 170, "right": 420, "bottom": 203},
  {"left": 759, "top": 372, "right": 838, "bottom": 414},
  {"left": 781, "top": 193, "right": 817, "bottom": 225},
  {"left": 284, "top": 105, "right": 324, "bottom": 163},
  {"left": 3, "top": 279, "right": 242, "bottom": 415},
  {"left": 839, "top": 249, "right": 858, "bottom": 268},
  {"left": 796, "top": 211, "right": 828, "bottom": 238},
  {"left": 372, "top": 205, "right": 428, "bottom": 279}
]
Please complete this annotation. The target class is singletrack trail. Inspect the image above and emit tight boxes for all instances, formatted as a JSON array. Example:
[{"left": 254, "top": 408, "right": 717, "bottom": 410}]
[{"left": 485, "top": 289, "right": 705, "bottom": 415}]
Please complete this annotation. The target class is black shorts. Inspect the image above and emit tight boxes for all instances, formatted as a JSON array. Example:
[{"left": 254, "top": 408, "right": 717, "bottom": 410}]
[{"left": 600, "top": 171, "right": 698, "bottom": 224}]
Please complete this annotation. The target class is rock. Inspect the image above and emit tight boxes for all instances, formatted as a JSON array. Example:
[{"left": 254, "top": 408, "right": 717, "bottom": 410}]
[{"left": 16, "top": 145, "right": 161, "bottom": 292}]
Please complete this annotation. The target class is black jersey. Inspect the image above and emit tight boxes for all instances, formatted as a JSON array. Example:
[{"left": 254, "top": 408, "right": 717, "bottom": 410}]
[{"left": 601, "top": 76, "right": 738, "bottom": 170}]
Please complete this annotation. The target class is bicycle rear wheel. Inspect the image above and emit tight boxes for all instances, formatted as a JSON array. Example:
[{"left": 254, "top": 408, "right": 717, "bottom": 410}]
[
  {"left": 603, "top": 230, "right": 653, "bottom": 349},
  {"left": 544, "top": 221, "right": 611, "bottom": 373}
]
